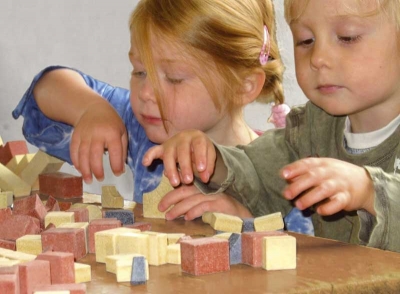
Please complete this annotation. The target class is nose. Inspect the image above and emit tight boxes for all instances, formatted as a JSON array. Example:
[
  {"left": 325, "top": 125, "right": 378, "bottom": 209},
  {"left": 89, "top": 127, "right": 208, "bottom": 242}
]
[
  {"left": 310, "top": 40, "right": 331, "bottom": 71},
  {"left": 139, "top": 77, "right": 156, "bottom": 103}
]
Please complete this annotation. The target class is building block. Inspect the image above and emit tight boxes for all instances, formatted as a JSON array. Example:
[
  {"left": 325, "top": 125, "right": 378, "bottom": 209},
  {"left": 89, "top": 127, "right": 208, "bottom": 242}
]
[
  {"left": 141, "top": 231, "right": 167, "bottom": 266},
  {"left": 0, "top": 136, "right": 2, "bottom": 146},
  {"left": 242, "top": 218, "right": 255, "bottom": 232},
  {"left": 201, "top": 212, "right": 213, "bottom": 224},
  {"left": 105, "top": 253, "right": 143, "bottom": 274},
  {"left": 0, "top": 140, "right": 28, "bottom": 165},
  {"left": 66, "top": 208, "right": 89, "bottom": 223},
  {"left": 104, "top": 210, "right": 134, "bottom": 225},
  {"left": 16, "top": 235, "right": 42, "bottom": 255},
  {"left": 214, "top": 232, "right": 242, "bottom": 265},
  {"left": 254, "top": 212, "right": 284, "bottom": 232},
  {"left": 33, "top": 283, "right": 86, "bottom": 294},
  {"left": 44, "top": 212, "right": 75, "bottom": 228},
  {"left": 0, "top": 248, "right": 37, "bottom": 263},
  {"left": 143, "top": 175, "right": 173, "bottom": 219},
  {"left": 166, "top": 244, "right": 181, "bottom": 265},
  {"left": 39, "top": 172, "right": 83, "bottom": 199},
  {"left": 242, "top": 231, "right": 287, "bottom": 267},
  {"left": 0, "top": 257, "right": 20, "bottom": 267},
  {"left": 88, "top": 218, "right": 122, "bottom": 254},
  {"left": 6, "top": 154, "right": 25, "bottom": 174},
  {"left": 262, "top": 235, "right": 296, "bottom": 271},
  {"left": 115, "top": 256, "right": 149, "bottom": 283},
  {"left": 180, "top": 237, "right": 229, "bottom": 276},
  {"left": 70, "top": 204, "right": 102, "bottom": 222},
  {"left": 0, "top": 239, "right": 16, "bottom": 250},
  {"left": 0, "top": 163, "right": 31, "bottom": 197},
  {"left": 0, "top": 191, "right": 13, "bottom": 208},
  {"left": 41, "top": 228, "right": 86, "bottom": 260},
  {"left": 45, "top": 196, "right": 61, "bottom": 212},
  {"left": 0, "top": 207, "right": 12, "bottom": 222},
  {"left": 58, "top": 223, "right": 89, "bottom": 255},
  {"left": 101, "top": 185, "right": 124, "bottom": 209},
  {"left": 13, "top": 153, "right": 35, "bottom": 176},
  {"left": 36, "top": 251, "right": 75, "bottom": 284},
  {"left": 74, "top": 262, "right": 91, "bottom": 283},
  {"left": 130, "top": 256, "right": 147, "bottom": 285},
  {"left": 19, "top": 150, "right": 64, "bottom": 190},
  {"left": 209, "top": 212, "right": 243, "bottom": 233},
  {"left": 116, "top": 233, "right": 149, "bottom": 258},
  {"left": 94, "top": 227, "right": 140, "bottom": 263},
  {"left": 58, "top": 202, "right": 72, "bottom": 211},
  {"left": 0, "top": 215, "right": 41, "bottom": 241},
  {"left": 124, "top": 222, "right": 152, "bottom": 232},
  {"left": 177, "top": 236, "right": 192, "bottom": 243},
  {"left": 13, "top": 194, "right": 47, "bottom": 225},
  {"left": 0, "top": 265, "right": 19, "bottom": 294},
  {"left": 18, "top": 259, "right": 51, "bottom": 294},
  {"left": 167, "top": 233, "right": 186, "bottom": 245}
]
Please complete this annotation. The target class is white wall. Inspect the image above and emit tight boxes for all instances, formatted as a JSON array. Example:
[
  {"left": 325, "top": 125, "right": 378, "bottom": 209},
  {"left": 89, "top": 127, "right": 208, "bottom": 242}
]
[{"left": 0, "top": 0, "right": 307, "bottom": 199}]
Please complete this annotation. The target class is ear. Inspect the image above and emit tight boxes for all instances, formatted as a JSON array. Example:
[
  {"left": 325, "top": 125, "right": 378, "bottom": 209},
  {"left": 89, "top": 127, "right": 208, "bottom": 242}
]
[{"left": 239, "top": 69, "right": 266, "bottom": 106}]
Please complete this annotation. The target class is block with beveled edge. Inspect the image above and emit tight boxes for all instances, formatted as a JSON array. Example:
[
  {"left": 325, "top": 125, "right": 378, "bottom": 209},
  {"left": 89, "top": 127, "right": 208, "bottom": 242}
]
[{"left": 262, "top": 235, "right": 296, "bottom": 271}]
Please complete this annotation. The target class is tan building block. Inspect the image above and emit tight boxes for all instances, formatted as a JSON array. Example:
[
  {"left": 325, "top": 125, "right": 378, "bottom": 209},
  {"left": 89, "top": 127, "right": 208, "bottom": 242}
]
[
  {"left": 0, "top": 257, "right": 20, "bottom": 267},
  {"left": 254, "top": 212, "right": 284, "bottom": 232},
  {"left": 0, "top": 163, "right": 31, "bottom": 197},
  {"left": 143, "top": 175, "right": 173, "bottom": 219},
  {"left": 59, "top": 222, "right": 89, "bottom": 254},
  {"left": 6, "top": 154, "right": 25, "bottom": 174},
  {"left": 16, "top": 235, "right": 43, "bottom": 255},
  {"left": 44, "top": 211, "right": 75, "bottom": 227},
  {"left": 101, "top": 185, "right": 124, "bottom": 209},
  {"left": 0, "top": 136, "right": 3, "bottom": 146},
  {"left": 116, "top": 233, "right": 149, "bottom": 258},
  {"left": 210, "top": 212, "right": 243, "bottom": 233},
  {"left": 115, "top": 256, "right": 149, "bottom": 283},
  {"left": 262, "top": 235, "right": 296, "bottom": 271},
  {"left": 142, "top": 231, "right": 167, "bottom": 266},
  {"left": 95, "top": 227, "right": 140, "bottom": 263},
  {"left": 70, "top": 203, "right": 102, "bottom": 221},
  {"left": 0, "top": 191, "right": 13, "bottom": 208},
  {"left": 14, "top": 153, "right": 35, "bottom": 176},
  {"left": 213, "top": 232, "right": 233, "bottom": 240},
  {"left": 167, "top": 233, "right": 186, "bottom": 245},
  {"left": 167, "top": 244, "right": 181, "bottom": 265},
  {"left": 0, "top": 247, "right": 36, "bottom": 262},
  {"left": 74, "top": 262, "right": 91, "bottom": 283},
  {"left": 20, "top": 150, "right": 64, "bottom": 188},
  {"left": 202, "top": 211, "right": 213, "bottom": 224},
  {"left": 105, "top": 253, "right": 143, "bottom": 274}
]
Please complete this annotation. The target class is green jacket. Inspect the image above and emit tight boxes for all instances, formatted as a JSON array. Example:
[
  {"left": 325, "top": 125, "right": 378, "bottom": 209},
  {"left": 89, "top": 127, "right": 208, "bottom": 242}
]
[{"left": 198, "top": 102, "right": 400, "bottom": 252}]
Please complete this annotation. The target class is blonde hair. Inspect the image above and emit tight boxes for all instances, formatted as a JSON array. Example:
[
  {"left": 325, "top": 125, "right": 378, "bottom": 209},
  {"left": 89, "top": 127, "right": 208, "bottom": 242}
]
[
  {"left": 284, "top": 0, "right": 400, "bottom": 29},
  {"left": 129, "top": 0, "right": 284, "bottom": 124}
]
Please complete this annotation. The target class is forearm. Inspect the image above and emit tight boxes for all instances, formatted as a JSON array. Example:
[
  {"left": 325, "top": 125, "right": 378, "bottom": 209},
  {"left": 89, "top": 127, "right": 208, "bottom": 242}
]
[{"left": 33, "top": 69, "right": 109, "bottom": 127}]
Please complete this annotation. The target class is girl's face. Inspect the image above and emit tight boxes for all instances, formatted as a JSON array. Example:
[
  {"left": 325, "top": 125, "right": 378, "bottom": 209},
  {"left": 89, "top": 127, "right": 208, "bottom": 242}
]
[
  {"left": 129, "top": 34, "right": 227, "bottom": 144},
  {"left": 290, "top": 0, "right": 400, "bottom": 132}
]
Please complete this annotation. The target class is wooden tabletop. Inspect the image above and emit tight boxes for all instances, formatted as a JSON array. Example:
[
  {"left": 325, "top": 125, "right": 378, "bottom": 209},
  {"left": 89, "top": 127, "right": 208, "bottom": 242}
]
[{"left": 79, "top": 204, "right": 400, "bottom": 293}]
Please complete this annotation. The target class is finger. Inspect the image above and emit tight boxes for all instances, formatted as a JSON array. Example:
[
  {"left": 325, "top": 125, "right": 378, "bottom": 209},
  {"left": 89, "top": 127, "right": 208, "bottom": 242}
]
[
  {"left": 162, "top": 144, "right": 183, "bottom": 187},
  {"left": 293, "top": 179, "right": 337, "bottom": 210},
  {"left": 121, "top": 132, "right": 128, "bottom": 166},
  {"left": 184, "top": 198, "right": 216, "bottom": 221},
  {"left": 281, "top": 157, "right": 320, "bottom": 181},
  {"left": 176, "top": 139, "right": 195, "bottom": 185},
  {"left": 159, "top": 185, "right": 197, "bottom": 212},
  {"left": 89, "top": 140, "right": 105, "bottom": 182},
  {"left": 315, "top": 192, "right": 348, "bottom": 216},
  {"left": 192, "top": 137, "right": 215, "bottom": 183},
  {"left": 165, "top": 194, "right": 209, "bottom": 220},
  {"left": 78, "top": 140, "right": 93, "bottom": 184},
  {"left": 70, "top": 131, "right": 81, "bottom": 172},
  {"left": 107, "top": 137, "right": 124, "bottom": 176},
  {"left": 142, "top": 145, "right": 164, "bottom": 167}
]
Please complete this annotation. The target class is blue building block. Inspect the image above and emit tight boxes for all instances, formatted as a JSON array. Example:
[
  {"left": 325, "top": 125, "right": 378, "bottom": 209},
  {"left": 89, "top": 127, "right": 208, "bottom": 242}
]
[
  {"left": 104, "top": 209, "right": 134, "bottom": 225},
  {"left": 242, "top": 218, "right": 255, "bottom": 232},
  {"left": 229, "top": 233, "right": 242, "bottom": 265},
  {"left": 131, "top": 256, "right": 147, "bottom": 285}
]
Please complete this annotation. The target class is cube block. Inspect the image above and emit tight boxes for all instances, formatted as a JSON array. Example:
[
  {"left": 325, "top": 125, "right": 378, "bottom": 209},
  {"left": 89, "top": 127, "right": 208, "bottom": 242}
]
[{"left": 39, "top": 172, "right": 82, "bottom": 199}]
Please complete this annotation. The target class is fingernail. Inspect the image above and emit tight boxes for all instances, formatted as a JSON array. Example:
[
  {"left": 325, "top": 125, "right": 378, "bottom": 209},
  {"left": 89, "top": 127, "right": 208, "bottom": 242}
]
[{"left": 282, "top": 170, "right": 290, "bottom": 178}]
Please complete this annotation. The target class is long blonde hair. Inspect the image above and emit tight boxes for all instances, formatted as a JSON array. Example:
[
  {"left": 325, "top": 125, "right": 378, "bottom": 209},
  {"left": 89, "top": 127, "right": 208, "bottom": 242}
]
[{"left": 130, "top": 0, "right": 284, "bottom": 124}]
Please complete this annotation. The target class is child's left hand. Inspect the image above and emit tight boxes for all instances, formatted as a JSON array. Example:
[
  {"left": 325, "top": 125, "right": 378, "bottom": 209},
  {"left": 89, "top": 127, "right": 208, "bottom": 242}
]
[
  {"left": 280, "top": 157, "right": 376, "bottom": 216},
  {"left": 158, "top": 184, "right": 253, "bottom": 220}
]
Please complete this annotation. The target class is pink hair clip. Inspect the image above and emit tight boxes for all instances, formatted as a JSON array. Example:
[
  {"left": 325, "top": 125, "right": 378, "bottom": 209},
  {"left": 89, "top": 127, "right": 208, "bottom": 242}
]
[{"left": 259, "top": 25, "right": 270, "bottom": 66}]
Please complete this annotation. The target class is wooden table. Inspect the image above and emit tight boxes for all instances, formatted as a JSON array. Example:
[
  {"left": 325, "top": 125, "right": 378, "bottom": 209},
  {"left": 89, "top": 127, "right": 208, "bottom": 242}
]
[{"left": 80, "top": 204, "right": 400, "bottom": 293}]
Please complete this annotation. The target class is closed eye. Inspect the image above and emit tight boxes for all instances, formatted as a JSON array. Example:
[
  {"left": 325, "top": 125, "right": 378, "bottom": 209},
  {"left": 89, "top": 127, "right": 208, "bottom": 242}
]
[
  {"left": 296, "top": 38, "right": 315, "bottom": 47},
  {"left": 337, "top": 35, "right": 361, "bottom": 44}
]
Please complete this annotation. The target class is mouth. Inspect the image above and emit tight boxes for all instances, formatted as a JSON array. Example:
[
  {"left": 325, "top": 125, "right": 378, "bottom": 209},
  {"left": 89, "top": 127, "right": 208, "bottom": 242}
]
[
  {"left": 316, "top": 84, "right": 342, "bottom": 94},
  {"left": 141, "top": 114, "right": 163, "bottom": 125}
]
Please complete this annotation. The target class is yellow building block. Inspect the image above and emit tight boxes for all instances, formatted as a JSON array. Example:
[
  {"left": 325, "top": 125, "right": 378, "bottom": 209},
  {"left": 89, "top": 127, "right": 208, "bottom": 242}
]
[
  {"left": 59, "top": 222, "right": 89, "bottom": 254},
  {"left": 101, "top": 185, "right": 124, "bottom": 209},
  {"left": 6, "top": 154, "right": 25, "bottom": 174},
  {"left": 202, "top": 211, "right": 213, "bottom": 224},
  {"left": 210, "top": 212, "right": 243, "bottom": 233},
  {"left": 262, "top": 235, "right": 296, "bottom": 271},
  {"left": 14, "top": 153, "right": 35, "bottom": 176},
  {"left": 0, "top": 247, "right": 36, "bottom": 262},
  {"left": 254, "top": 212, "right": 284, "bottom": 232},
  {"left": 143, "top": 175, "right": 173, "bottom": 219},
  {"left": 0, "top": 190, "right": 13, "bottom": 208},
  {"left": 0, "top": 257, "right": 20, "bottom": 267},
  {"left": 45, "top": 211, "right": 75, "bottom": 227},
  {"left": 105, "top": 253, "right": 143, "bottom": 274},
  {"left": 74, "top": 262, "right": 91, "bottom": 283},
  {"left": 167, "top": 233, "right": 186, "bottom": 245},
  {"left": 0, "top": 163, "right": 31, "bottom": 197},
  {"left": 213, "top": 232, "right": 233, "bottom": 240},
  {"left": 70, "top": 203, "right": 102, "bottom": 221},
  {"left": 142, "top": 231, "right": 168, "bottom": 266},
  {"left": 95, "top": 227, "right": 140, "bottom": 263},
  {"left": 167, "top": 244, "right": 181, "bottom": 265},
  {"left": 0, "top": 136, "right": 3, "bottom": 146},
  {"left": 115, "top": 256, "right": 149, "bottom": 283},
  {"left": 116, "top": 233, "right": 149, "bottom": 258},
  {"left": 16, "top": 235, "right": 42, "bottom": 255}
]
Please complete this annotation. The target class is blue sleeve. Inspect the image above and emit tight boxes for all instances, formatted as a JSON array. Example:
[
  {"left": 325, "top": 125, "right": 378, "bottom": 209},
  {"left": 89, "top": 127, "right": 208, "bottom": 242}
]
[{"left": 12, "top": 65, "right": 131, "bottom": 164}]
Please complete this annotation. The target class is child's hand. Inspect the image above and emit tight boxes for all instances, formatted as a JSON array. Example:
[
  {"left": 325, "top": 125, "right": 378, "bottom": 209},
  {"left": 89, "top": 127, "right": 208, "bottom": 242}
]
[
  {"left": 159, "top": 184, "right": 253, "bottom": 220},
  {"left": 143, "top": 130, "right": 217, "bottom": 187},
  {"left": 281, "top": 157, "right": 376, "bottom": 216},
  {"left": 70, "top": 101, "right": 128, "bottom": 183}
]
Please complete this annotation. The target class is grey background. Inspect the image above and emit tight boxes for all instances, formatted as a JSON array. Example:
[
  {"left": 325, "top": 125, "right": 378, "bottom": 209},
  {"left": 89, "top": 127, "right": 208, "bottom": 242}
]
[{"left": 0, "top": 0, "right": 307, "bottom": 199}]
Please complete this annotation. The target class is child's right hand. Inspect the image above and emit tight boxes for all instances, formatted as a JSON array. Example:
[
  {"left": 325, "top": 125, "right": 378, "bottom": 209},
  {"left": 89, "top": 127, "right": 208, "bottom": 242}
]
[
  {"left": 70, "top": 100, "right": 128, "bottom": 183},
  {"left": 143, "top": 130, "right": 217, "bottom": 187}
]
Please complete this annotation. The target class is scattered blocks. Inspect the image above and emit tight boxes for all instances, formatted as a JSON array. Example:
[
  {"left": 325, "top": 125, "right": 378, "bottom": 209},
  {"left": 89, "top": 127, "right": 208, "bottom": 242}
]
[
  {"left": 39, "top": 172, "right": 83, "bottom": 199},
  {"left": 74, "top": 262, "right": 91, "bottom": 283},
  {"left": 209, "top": 212, "right": 243, "bottom": 233},
  {"left": 180, "top": 237, "right": 230, "bottom": 276},
  {"left": 16, "top": 235, "right": 43, "bottom": 255},
  {"left": 101, "top": 186, "right": 124, "bottom": 209},
  {"left": 44, "top": 212, "right": 75, "bottom": 228},
  {"left": 262, "top": 235, "right": 296, "bottom": 271},
  {"left": 143, "top": 175, "right": 173, "bottom": 219},
  {"left": 254, "top": 212, "right": 284, "bottom": 232},
  {"left": 88, "top": 218, "right": 122, "bottom": 254},
  {"left": 104, "top": 210, "right": 134, "bottom": 225},
  {"left": 41, "top": 228, "right": 86, "bottom": 260},
  {"left": 0, "top": 215, "right": 41, "bottom": 241},
  {"left": 36, "top": 251, "right": 75, "bottom": 284},
  {"left": 0, "top": 163, "right": 31, "bottom": 197},
  {"left": 0, "top": 140, "right": 28, "bottom": 165},
  {"left": 13, "top": 194, "right": 47, "bottom": 224}
]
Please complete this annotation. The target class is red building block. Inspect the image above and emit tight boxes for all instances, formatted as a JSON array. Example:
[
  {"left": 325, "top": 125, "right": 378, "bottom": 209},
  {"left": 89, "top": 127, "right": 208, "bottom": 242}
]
[
  {"left": 18, "top": 259, "right": 51, "bottom": 294},
  {"left": 0, "top": 141, "right": 28, "bottom": 165},
  {"left": 0, "top": 265, "right": 19, "bottom": 294},
  {"left": 124, "top": 222, "right": 152, "bottom": 232},
  {"left": 39, "top": 172, "right": 83, "bottom": 199},
  {"left": 0, "top": 215, "right": 41, "bottom": 241},
  {"left": 45, "top": 196, "right": 60, "bottom": 212},
  {"left": 67, "top": 207, "right": 89, "bottom": 222},
  {"left": 242, "top": 231, "right": 287, "bottom": 267},
  {"left": 0, "top": 207, "right": 12, "bottom": 222},
  {"left": 13, "top": 194, "right": 47, "bottom": 225},
  {"left": 0, "top": 239, "right": 16, "bottom": 250},
  {"left": 36, "top": 251, "right": 75, "bottom": 284},
  {"left": 88, "top": 218, "right": 121, "bottom": 253},
  {"left": 58, "top": 201, "right": 72, "bottom": 211},
  {"left": 41, "top": 228, "right": 86, "bottom": 260},
  {"left": 33, "top": 283, "right": 86, "bottom": 294},
  {"left": 180, "top": 237, "right": 230, "bottom": 276}
]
